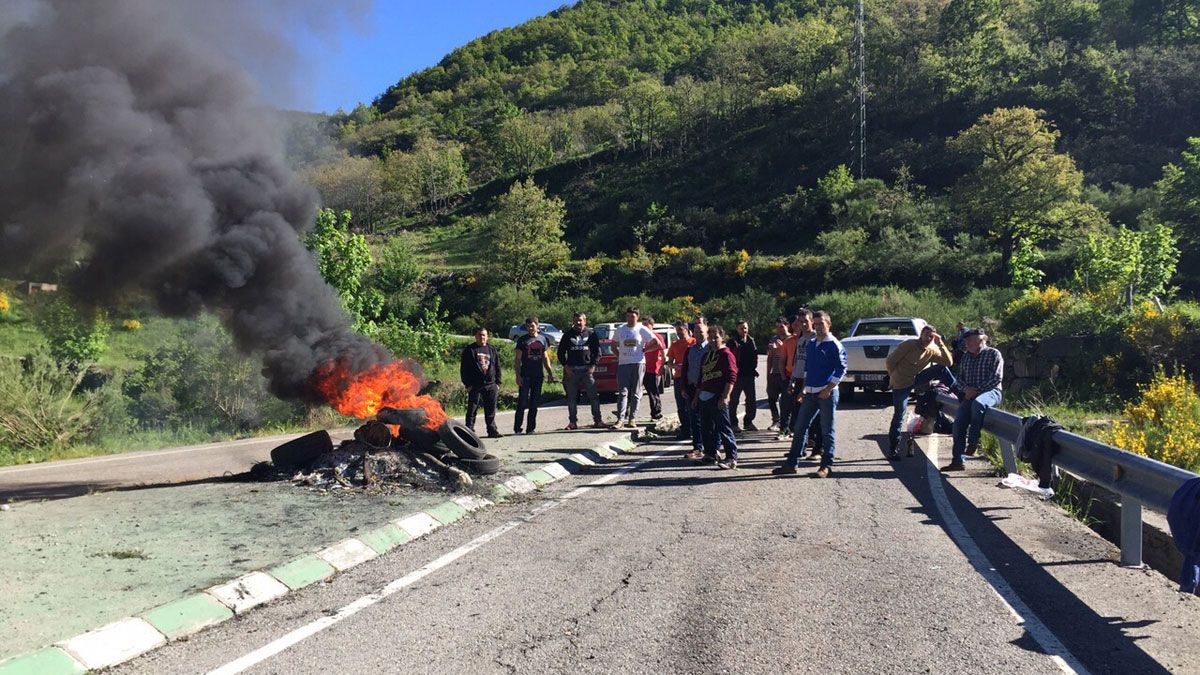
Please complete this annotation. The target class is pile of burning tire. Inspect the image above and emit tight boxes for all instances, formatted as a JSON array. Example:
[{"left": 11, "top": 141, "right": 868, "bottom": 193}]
[{"left": 266, "top": 407, "right": 499, "bottom": 491}]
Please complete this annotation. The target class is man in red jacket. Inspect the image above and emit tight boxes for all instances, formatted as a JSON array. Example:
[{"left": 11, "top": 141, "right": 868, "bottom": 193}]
[{"left": 695, "top": 324, "right": 739, "bottom": 469}]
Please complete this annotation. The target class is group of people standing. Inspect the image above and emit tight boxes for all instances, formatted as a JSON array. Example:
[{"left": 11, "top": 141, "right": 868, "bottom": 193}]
[{"left": 461, "top": 307, "right": 1005, "bottom": 477}]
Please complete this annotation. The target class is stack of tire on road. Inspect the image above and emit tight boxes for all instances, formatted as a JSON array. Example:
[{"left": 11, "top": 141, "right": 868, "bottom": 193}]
[{"left": 377, "top": 407, "right": 501, "bottom": 476}]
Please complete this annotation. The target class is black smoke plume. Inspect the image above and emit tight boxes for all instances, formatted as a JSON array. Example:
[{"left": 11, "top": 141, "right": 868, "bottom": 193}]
[{"left": 0, "top": 0, "right": 388, "bottom": 401}]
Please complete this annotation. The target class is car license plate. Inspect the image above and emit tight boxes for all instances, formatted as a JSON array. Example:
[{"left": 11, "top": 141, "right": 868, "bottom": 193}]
[{"left": 857, "top": 373, "right": 885, "bottom": 381}]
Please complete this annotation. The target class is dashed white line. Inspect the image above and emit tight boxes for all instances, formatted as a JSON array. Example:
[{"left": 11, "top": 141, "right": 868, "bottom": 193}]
[
  {"left": 205, "top": 444, "right": 681, "bottom": 675},
  {"left": 923, "top": 435, "right": 1089, "bottom": 675}
]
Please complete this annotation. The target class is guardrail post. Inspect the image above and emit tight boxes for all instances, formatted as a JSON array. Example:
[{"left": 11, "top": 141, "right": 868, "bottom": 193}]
[
  {"left": 997, "top": 438, "right": 1019, "bottom": 475},
  {"left": 1120, "top": 497, "right": 1143, "bottom": 568}
]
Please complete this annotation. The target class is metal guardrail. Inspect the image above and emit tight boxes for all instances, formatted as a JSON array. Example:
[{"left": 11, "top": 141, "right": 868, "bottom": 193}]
[{"left": 937, "top": 392, "right": 1198, "bottom": 567}]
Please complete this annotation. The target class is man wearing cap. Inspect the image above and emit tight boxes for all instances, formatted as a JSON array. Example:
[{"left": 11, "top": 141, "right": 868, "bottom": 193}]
[
  {"left": 884, "top": 325, "right": 953, "bottom": 460},
  {"left": 942, "top": 328, "right": 1004, "bottom": 472}
]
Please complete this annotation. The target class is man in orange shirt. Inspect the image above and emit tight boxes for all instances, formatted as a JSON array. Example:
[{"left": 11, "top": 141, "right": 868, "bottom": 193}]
[{"left": 666, "top": 320, "right": 696, "bottom": 441}]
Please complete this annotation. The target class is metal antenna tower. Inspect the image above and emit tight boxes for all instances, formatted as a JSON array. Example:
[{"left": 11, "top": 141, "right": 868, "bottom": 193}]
[{"left": 850, "top": 0, "right": 865, "bottom": 179}]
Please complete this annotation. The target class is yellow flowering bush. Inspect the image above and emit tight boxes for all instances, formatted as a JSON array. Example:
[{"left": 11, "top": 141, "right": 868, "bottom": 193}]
[
  {"left": 659, "top": 245, "right": 683, "bottom": 257},
  {"left": 1105, "top": 370, "right": 1200, "bottom": 472},
  {"left": 766, "top": 258, "right": 786, "bottom": 270},
  {"left": 727, "top": 249, "right": 750, "bottom": 277},
  {"left": 0, "top": 291, "right": 9, "bottom": 314},
  {"left": 1124, "top": 302, "right": 1185, "bottom": 345},
  {"left": 121, "top": 319, "right": 142, "bottom": 331},
  {"left": 1000, "top": 285, "right": 1070, "bottom": 334}
]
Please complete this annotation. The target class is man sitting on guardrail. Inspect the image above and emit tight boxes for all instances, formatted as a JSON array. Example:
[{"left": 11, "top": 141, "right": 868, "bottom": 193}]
[{"left": 942, "top": 328, "right": 1003, "bottom": 472}]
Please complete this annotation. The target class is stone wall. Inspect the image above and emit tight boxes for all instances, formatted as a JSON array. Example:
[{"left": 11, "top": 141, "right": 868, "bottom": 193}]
[{"left": 998, "top": 335, "right": 1100, "bottom": 397}]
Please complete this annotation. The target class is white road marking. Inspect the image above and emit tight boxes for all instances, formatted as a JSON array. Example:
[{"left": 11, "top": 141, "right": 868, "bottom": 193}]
[
  {"left": 923, "top": 435, "right": 1089, "bottom": 675},
  {"left": 206, "top": 444, "right": 682, "bottom": 675}
]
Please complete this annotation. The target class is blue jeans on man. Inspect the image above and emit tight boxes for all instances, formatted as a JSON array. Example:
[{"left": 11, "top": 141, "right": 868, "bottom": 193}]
[
  {"left": 673, "top": 377, "right": 692, "bottom": 439},
  {"left": 785, "top": 388, "right": 839, "bottom": 468},
  {"left": 888, "top": 366, "right": 958, "bottom": 451},
  {"left": 951, "top": 388, "right": 1002, "bottom": 464},
  {"left": 699, "top": 396, "right": 738, "bottom": 461},
  {"left": 514, "top": 376, "right": 544, "bottom": 434}
]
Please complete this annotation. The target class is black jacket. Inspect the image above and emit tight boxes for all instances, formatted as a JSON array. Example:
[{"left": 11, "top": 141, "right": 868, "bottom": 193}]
[
  {"left": 728, "top": 335, "right": 758, "bottom": 377},
  {"left": 557, "top": 327, "right": 600, "bottom": 367},
  {"left": 460, "top": 344, "right": 501, "bottom": 388},
  {"left": 1017, "top": 415, "right": 1063, "bottom": 489}
]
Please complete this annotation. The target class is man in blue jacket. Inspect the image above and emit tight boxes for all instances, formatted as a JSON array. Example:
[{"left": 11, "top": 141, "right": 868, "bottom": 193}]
[{"left": 772, "top": 310, "right": 847, "bottom": 478}]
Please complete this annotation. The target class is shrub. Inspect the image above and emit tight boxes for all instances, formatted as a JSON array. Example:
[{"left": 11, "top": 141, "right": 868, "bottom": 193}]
[
  {"left": 0, "top": 291, "right": 9, "bottom": 314},
  {"left": 0, "top": 350, "right": 106, "bottom": 451},
  {"left": 1105, "top": 370, "right": 1200, "bottom": 472},
  {"left": 369, "top": 297, "right": 455, "bottom": 365},
  {"left": 1000, "top": 286, "right": 1071, "bottom": 335},
  {"left": 121, "top": 319, "right": 142, "bottom": 331},
  {"left": 30, "top": 296, "right": 110, "bottom": 366},
  {"left": 1124, "top": 302, "right": 1185, "bottom": 346}
]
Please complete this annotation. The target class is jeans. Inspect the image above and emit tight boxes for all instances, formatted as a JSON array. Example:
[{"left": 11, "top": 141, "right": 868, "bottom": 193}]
[
  {"left": 564, "top": 366, "right": 601, "bottom": 426},
  {"left": 642, "top": 371, "right": 663, "bottom": 418},
  {"left": 888, "top": 367, "right": 958, "bottom": 450},
  {"left": 514, "top": 376, "right": 544, "bottom": 433},
  {"left": 616, "top": 362, "right": 645, "bottom": 422},
  {"left": 730, "top": 374, "right": 756, "bottom": 427},
  {"left": 766, "top": 374, "right": 786, "bottom": 425},
  {"left": 785, "top": 388, "right": 839, "bottom": 468},
  {"left": 688, "top": 387, "right": 704, "bottom": 450},
  {"left": 699, "top": 397, "right": 738, "bottom": 460},
  {"left": 465, "top": 384, "right": 499, "bottom": 435},
  {"left": 951, "top": 388, "right": 1002, "bottom": 463},
  {"left": 673, "top": 377, "right": 692, "bottom": 438}
]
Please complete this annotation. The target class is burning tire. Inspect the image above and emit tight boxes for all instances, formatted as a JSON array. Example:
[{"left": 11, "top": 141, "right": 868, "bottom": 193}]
[
  {"left": 449, "top": 453, "right": 501, "bottom": 476},
  {"left": 270, "top": 430, "right": 333, "bottom": 471},
  {"left": 437, "top": 420, "right": 488, "bottom": 460}
]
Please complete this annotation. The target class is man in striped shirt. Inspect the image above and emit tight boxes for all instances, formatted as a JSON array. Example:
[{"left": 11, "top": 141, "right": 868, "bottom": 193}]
[{"left": 942, "top": 328, "right": 1004, "bottom": 472}]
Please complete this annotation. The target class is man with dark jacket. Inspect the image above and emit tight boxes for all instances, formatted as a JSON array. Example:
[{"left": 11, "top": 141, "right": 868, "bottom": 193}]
[
  {"left": 460, "top": 327, "right": 502, "bottom": 438},
  {"left": 557, "top": 312, "right": 603, "bottom": 430},
  {"left": 696, "top": 325, "right": 739, "bottom": 469},
  {"left": 728, "top": 320, "right": 759, "bottom": 432}
]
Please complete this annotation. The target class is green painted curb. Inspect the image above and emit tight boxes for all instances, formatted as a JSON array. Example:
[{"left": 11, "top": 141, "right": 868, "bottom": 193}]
[
  {"left": 360, "top": 524, "right": 412, "bottom": 554},
  {"left": 426, "top": 501, "right": 468, "bottom": 525},
  {"left": 525, "top": 469, "right": 555, "bottom": 487},
  {"left": 491, "top": 483, "right": 515, "bottom": 501},
  {"left": 268, "top": 555, "right": 336, "bottom": 591},
  {"left": 141, "top": 593, "right": 233, "bottom": 640},
  {"left": 0, "top": 648, "right": 85, "bottom": 675}
]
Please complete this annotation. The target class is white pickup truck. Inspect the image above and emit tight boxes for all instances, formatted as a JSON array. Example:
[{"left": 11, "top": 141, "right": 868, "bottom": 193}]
[{"left": 839, "top": 317, "right": 928, "bottom": 400}]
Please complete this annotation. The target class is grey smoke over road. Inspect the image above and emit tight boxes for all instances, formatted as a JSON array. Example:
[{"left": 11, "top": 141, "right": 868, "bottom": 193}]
[{"left": 0, "top": 0, "right": 390, "bottom": 401}]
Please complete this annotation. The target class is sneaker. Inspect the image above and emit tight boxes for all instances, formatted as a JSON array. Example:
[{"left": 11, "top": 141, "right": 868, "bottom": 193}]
[
  {"left": 807, "top": 449, "right": 822, "bottom": 460},
  {"left": 815, "top": 466, "right": 831, "bottom": 478},
  {"left": 623, "top": 421, "right": 636, "bottom": 429},
  {"left": 775, "top": 433, "right": 790, "bottom": 442},
  {"left": 591, "top": 422, "right": 607, "bottom": 429},
  {"left": 684, "top": 449, "right": 703, "bottom": 460},
  {"left": 771, "top": 466, "right": 798, "bottom": 476},
  {"left": 716, "top": 459, "right": 738, "bottom": 470},
  {"left": 564, "top": 423, "right": 578, "bottom": 431},
  {"left": 767, "top": 422, "right": 779, "bottom": 431},
  {"left": 939, "top": 462, "right": 965, "bottom": 472},
  {"left": 651, "top": 413, "right": 664, "bottom": 420},
  {"left": 744, "top": 422, "right": 758, "bottom": 431},
  {"left": 700, "top": 455, "right": 718, "bottom": 465},
  {"left": 487, "top": 430, "right": 503, "bottom": 439},
  {"left": 965, "top": 444, "right": 979, "bottom": 457},
  {"left": 513, "top": 429, "right": 523, "bottom": 435}
]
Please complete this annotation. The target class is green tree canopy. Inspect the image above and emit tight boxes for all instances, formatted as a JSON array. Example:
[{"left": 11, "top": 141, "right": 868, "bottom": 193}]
[
  {"left": 305, "top": 208, "right": 382, "bottom": 329},
  {"left": 488, "top": 179, "right": 571, "bottom": 290}
]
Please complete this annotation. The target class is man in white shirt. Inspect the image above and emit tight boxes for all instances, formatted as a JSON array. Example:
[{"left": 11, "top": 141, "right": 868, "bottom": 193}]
[{"left": 612, "top": 306, "right": 658, "bottom": 428}]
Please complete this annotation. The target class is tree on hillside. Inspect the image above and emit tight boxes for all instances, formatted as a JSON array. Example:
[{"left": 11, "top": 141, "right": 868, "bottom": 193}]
[
  {"left": 488, "top": 179, "right": 570, "bottom": 291},
  {"left": 491, "top": 114, "right": 555, "bottom": 177},
  {"left": 303, "top": 154, "right": 386, "bottom": 233},
  {"left": 306, "top": 208, "right": 382, "bottom": 329},
  {"left": 1155, "top": 136, "right": 1200, "bottom": 287},
  {"left": 948, "top": 107, "right": 1086, "bottom": 284}
]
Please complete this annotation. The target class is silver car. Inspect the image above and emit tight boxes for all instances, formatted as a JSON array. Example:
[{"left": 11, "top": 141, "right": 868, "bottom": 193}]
[
  {"left": 507, "top": 322, "right": 563, "bottom": 346},
  {"left": 839, "top": 317, "right": 928, "bottom": 400}
]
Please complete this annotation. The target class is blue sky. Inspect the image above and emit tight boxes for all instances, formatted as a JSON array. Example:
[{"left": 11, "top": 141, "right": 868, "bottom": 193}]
[{"left": 299, "top": 1, "right": 573, "bottom": 113}]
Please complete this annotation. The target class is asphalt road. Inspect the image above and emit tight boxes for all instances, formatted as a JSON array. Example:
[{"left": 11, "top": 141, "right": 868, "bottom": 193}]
[{"left": 111, "top": 397, "right": 1200, "bottom": 675}]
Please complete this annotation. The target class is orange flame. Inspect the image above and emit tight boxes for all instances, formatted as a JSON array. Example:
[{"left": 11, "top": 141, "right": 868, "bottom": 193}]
[{"left": 312, "top": 359, "right": 448, "bottom": 430}]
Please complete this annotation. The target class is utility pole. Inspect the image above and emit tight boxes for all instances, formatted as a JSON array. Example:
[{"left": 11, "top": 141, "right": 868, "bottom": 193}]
[{"left": 850, "top": 0, "right": 865, "bottom": 179}]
